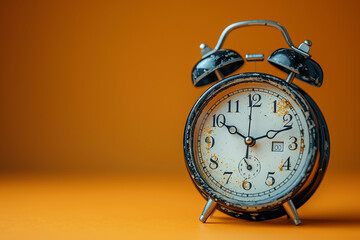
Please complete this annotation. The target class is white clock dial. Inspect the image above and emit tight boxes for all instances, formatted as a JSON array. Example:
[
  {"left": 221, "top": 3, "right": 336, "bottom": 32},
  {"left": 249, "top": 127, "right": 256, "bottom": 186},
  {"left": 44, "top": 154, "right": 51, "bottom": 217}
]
[{"left": 193, "top": 81, "right": 311, "bottom": 206}]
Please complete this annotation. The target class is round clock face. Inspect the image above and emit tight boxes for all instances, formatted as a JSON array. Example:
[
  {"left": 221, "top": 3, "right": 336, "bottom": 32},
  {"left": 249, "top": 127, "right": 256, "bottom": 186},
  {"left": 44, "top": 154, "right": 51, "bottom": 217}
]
[{"left": 189, "top": 75, "right": 315, "bottom": 209}]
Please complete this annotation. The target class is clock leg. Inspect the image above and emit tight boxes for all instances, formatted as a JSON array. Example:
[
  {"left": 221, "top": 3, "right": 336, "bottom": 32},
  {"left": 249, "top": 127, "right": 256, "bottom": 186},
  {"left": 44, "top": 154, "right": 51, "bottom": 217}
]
[
  {"left": 199, "top": 198, "right": 217, "bottom": 223},
  {"left": 282, "top": 200, "right": 301, "bottom": 225}
]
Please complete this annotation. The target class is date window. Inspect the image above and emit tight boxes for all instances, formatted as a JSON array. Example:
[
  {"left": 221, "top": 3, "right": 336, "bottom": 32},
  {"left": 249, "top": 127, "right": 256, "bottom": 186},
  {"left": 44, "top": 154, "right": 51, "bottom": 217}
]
[{"left": 272, "top": 141, "right": 284, "bottom": 152}]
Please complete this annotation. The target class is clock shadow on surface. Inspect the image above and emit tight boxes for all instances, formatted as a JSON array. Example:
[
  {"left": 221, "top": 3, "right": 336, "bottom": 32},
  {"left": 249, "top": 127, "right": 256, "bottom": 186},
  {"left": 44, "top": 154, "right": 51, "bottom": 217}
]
[{"left": 207, "top": 215, "right": 360, "bottom": 227}]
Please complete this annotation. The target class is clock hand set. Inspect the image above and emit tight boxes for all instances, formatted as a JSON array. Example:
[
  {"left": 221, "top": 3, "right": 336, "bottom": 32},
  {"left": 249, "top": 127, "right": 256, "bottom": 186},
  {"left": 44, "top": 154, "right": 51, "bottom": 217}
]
[
  {"left": 221, "top": 102, "right": 291, "bottom": 168},
  {"left": 221, "top": 120, "right": 292, "bottom": 168},
  {"left": 222, "top": 122, "right": 292, "bottom": 142}
]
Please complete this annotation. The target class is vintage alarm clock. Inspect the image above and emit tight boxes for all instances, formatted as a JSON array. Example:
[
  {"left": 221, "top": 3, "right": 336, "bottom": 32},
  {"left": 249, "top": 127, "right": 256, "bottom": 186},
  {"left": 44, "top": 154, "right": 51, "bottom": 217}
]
[{"left": 183, "top": 20, "right": 330, "bottom": 225}]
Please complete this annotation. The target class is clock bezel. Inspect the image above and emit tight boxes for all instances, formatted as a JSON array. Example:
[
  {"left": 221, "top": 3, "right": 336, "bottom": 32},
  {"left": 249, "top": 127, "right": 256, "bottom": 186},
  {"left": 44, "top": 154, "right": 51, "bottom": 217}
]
[{"left": 184, "top": 72, "right": 327, "bottom": 220}]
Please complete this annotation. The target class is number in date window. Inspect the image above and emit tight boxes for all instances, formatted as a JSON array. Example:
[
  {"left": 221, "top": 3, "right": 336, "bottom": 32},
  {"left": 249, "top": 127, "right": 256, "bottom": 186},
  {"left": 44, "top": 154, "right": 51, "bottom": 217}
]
[{"left": 272, "top": 141, "right": 284, "bottom": 152}]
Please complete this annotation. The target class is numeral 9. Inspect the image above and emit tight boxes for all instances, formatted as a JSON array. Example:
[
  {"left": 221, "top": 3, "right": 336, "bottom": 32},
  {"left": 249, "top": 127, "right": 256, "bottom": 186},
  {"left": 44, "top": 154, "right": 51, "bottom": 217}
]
[{"left": 205, "top": 136, "right": 215, "bottom": 148}]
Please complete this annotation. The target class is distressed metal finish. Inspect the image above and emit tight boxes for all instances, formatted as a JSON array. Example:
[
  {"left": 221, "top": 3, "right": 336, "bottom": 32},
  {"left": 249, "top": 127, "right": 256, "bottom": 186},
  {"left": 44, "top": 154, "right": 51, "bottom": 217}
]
[
  {"left": 192, "top": 20, "right": 323, "bottom": 88},
  {"left": 183, "top": 72, "right": 330, "bottom": 221},
  {"left": 268, "top": 48, "right": 323, "bottom": 87},
  {"left": 290, "top": 84, "right": 330, "bottom": 209},
  {"left": 191, "top": 49, "right": 244, "bottom": 87},
  {"left": 202, "top": 20, "right": 311, "bottom": 59},
  {"left": 186, "top": 20, "right": 328, "bottom": 224}
]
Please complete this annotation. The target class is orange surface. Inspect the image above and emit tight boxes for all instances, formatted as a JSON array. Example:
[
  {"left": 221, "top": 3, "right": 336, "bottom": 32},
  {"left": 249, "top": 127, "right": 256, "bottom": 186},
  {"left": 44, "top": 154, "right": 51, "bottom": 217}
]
[{"left": 0, "top": 169, "right": 359, "bottom": 240}]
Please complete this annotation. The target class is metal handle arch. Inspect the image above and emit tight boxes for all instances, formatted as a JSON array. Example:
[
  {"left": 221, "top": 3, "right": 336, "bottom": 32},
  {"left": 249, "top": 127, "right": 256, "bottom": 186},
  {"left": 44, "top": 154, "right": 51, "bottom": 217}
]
[{"left": 202, "top": 20, "right": 310, "bottom": 58}]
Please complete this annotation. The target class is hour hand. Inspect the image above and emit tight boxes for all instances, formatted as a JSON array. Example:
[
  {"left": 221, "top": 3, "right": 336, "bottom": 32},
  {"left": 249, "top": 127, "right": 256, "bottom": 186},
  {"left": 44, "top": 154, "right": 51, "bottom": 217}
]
[
  {"left": 255, "top": 126, "right": 292, "bottom": 140},
  {"left": 222, "top": 123, "right": 246, "bottom": 139}
]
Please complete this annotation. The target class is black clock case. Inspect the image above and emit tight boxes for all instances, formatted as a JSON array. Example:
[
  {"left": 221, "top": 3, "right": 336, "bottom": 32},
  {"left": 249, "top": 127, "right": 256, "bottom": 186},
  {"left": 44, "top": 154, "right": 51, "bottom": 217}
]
[{"left": 183, "top": 72, "right": 330, "bottom": 221}]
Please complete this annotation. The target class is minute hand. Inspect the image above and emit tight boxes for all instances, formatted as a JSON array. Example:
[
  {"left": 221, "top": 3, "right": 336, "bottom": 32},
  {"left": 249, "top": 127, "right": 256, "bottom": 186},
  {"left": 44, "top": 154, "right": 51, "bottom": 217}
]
[{"left": 254, "top": 127, "right": 292, "bottom": 140}]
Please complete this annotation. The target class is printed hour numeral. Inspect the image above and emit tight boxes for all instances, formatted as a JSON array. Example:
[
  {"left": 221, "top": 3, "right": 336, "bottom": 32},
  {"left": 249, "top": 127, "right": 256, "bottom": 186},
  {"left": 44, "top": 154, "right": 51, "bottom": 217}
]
[
  {"left": 205, "top": 136, "right": 215, "bottom": 148},
  {"left": 289, "top": 136, "right": 298, "bottom": 150},
  {"left": 242, "top": 181, "right": 252, "bottom": 190},
  {"left": 282, "top": 157, "right": 291, "bottom": 171},
  {"left": 283, "top": 113, "right": 293, "bottom": 128},
  {"left": 248, "top": 93, "right": 262, "bottom": 107},
  {"left": 273, "top": 100, "right": 277, "bottom": 113},
  {"left": 265, "top": 172, "right": 276, "bottom": 186},
  {"left": 223, "top": 171, "right": 233, "bottom": 184},
  {"left": 212, "top": 114, "right": 226, "bottom": 128},
  {"left": 209, "top": 156, "right": 219, "bottom": 169},
  {"left": 227, "top": 100, "right": 240, "bottom": 113}
]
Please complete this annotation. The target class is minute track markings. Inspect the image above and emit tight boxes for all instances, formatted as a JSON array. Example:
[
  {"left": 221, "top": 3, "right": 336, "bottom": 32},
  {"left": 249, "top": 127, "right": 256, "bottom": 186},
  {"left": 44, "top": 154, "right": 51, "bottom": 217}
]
[
  {"left": 197, "top": 86, "right": 306, "bottom": 198},
  {"left": 197, "top": 89, "right": 300, "bottom": 197}
]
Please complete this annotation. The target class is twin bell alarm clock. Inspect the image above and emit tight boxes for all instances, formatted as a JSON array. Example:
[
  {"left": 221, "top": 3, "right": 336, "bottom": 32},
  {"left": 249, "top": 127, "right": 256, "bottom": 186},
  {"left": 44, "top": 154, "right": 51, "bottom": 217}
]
[{"left": 183, "top": 20, "right": 330, "bottom": 225}]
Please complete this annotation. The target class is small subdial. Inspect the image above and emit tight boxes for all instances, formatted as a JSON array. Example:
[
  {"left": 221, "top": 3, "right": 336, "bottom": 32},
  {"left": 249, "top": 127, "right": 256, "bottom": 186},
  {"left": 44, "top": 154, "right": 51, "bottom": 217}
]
[{"left": 238, "top": 155, "right": 261, "bottom": 180}]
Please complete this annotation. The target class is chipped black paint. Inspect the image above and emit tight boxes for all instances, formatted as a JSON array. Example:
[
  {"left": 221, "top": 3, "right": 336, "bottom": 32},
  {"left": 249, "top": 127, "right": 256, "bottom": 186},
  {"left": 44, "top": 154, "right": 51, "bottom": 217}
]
[
  {"left": 268, "top": 48, "right": 323, "bottom": 87},
  {"left": 191, "top": 49, "right": 244, "bottom": 87}
]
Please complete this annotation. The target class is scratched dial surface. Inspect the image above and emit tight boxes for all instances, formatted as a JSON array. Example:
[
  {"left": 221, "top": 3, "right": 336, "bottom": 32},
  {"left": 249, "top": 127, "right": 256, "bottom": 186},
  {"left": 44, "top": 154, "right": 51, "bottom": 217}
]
[{"left": 193, "top": 81, "right": 311, "bottom": 204}]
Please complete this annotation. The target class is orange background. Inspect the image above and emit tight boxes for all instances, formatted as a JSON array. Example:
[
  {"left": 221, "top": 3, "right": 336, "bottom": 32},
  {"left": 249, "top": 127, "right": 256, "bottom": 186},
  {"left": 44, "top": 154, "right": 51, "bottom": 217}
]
[
  {"left": 0, "top": 0, "right": 359, "bottom": 173},
  {"left": 0, "top": 0, "right": 359, "bottom": 239}
]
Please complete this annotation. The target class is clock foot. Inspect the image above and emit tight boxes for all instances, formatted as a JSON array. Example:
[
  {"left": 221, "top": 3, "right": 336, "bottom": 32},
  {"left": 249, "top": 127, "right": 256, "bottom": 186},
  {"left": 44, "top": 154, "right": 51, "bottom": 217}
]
[
  {"left": 283, "top": 200, "right": 301, "bottom": 225},
  {"left": 199, "top": 198, "right": 217, "bottom": 223}
]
